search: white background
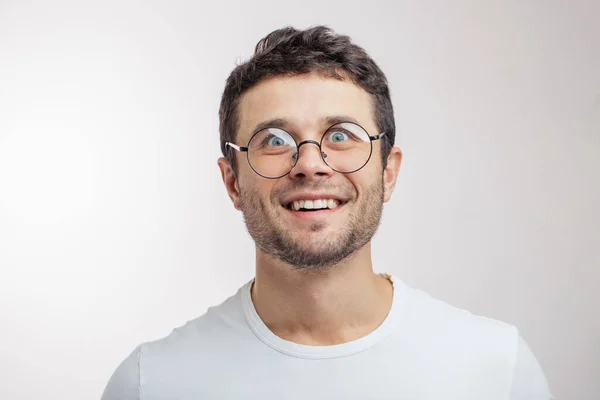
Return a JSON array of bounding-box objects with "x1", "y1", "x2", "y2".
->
[{"x1": 0, "y1": 1, "x2": 598, "y2": 399}]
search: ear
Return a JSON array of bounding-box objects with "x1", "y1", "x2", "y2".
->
[
  {"x1": 382, "y1": 147, "x2": 402, "y2": 203},
  {"x1": 217, "y1": 157, "x2": 242, "y2": 210}
]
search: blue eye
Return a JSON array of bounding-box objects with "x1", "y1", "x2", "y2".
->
[
  {"x1": 329, "y1": 131, "x2": 349, "y2": 143},
  {"x1": 267, "y1": 135, "x2": 286, "y2": 146}
]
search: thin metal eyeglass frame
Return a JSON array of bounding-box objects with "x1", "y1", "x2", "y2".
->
[{"x1": 225, "y1": 121, "x2": 387, "y2": 179}]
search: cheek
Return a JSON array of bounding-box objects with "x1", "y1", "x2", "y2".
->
[
  {"x1": 351, "y1": 167, "x2": 380, "y2": 196},
  {"x1": 239, "y1": 176, "x2": 276, "y2": 204}
]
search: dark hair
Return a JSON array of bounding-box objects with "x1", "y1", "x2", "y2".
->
[{"x1": 219, "y1": 25, "x2": 395, "y2": 174}]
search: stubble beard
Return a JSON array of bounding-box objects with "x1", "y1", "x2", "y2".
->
[{"x1": 238, "y1": 178, "x2": 384, "y2": 272}]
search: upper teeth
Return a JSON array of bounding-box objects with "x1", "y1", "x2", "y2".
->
[{"x1": 291, "y1": 199, "x2": 339, "y2": 211}]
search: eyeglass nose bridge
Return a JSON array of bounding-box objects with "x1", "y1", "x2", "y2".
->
[{"x1": 291, "y1": 140, "x2": 328, "y2": 165}]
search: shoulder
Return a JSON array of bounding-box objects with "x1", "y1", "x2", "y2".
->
[
  {"x1": 397, "y1": 279, "x2": 519, "y2": 340},
  {"x1": 140, "y1": 283, "x2": 250, "y2": 361},
  {"x1": 389, "y1": 278, "x2": 552, "y2": 398},
  {"x1": 509, "y1": 335, "x2": 554, "y2": 399},
  {"x1": 393, "y1": 278, "x2": 520, "y2": 364},
  {"x1": 100, "y1": 344, "x2": 141, "y2": 400},
  {"x1": 101, "y1": 282, "x2": 250, "y2": 398}
]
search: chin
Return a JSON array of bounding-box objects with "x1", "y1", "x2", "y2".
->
[{"x1": 294, "y1": 234, "x2": 342, "y2": 254}]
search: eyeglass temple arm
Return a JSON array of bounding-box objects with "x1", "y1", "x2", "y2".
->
[
  {"x1": 225, "y1": 142, "x2": 248, "y2": 152},
  {"x1": 369, "y1": 131, "x2": 387, "y2": 141}
]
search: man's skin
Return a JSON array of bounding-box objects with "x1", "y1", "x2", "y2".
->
[{"x1": 217, "y1": 72, "x2": 403, "y2": 347}]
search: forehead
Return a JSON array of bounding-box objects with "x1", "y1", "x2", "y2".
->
[{"x1": 237, "y1": 73, "x2": 375, "y2": 140}]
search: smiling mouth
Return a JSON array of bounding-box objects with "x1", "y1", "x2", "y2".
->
[{"x1": 284, "y1": 198, "x2": 347, "y2": 212}]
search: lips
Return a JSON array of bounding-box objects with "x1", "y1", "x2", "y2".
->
[
  {"x1": 281, "y1": 194, "x2": 349, "y2": 209},
  {"x1": 283, "y1": 201, "x2": 345, "y2": 221}
]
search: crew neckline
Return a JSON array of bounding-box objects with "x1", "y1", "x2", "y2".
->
[{"x1": 240, "y1": 273, "x2": 404, "y2": 359}]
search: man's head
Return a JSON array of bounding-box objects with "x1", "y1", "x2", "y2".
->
[
  {"x1": 217, "y1": 26, "x2": 402, "y2": 271},
  {"x1": 219, "y1": 26, "x2": 396, "y2": 174}
]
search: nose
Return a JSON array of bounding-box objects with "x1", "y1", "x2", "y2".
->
[{"x1": 289, "y1": 140, "x2": 333, "y2": 180}]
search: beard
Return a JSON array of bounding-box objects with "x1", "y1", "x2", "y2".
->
[{"x1": 238, "y1": 177, "x2": 384, "y2": 272}]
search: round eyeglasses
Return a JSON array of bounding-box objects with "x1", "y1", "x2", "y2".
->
[{"x1": 225, "y1": 121, "x2": 387, "y2": 179}]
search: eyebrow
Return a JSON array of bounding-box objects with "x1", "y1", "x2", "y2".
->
[{"x1": 250, "y1": 115, "x2": 362, "y2": 135}]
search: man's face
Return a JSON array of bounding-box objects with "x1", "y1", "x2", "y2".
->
[{"x1": 219, "y1": 73, "x2": 401, "y2": 270}]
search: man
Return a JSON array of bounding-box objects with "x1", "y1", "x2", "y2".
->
[{"x1": 101, "y1": 26, "x2": 553, "y2": 399}]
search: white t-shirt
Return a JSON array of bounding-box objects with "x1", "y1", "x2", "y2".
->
[{"x1": 101, "y1": 274, "x2": 553, "y2": 399}]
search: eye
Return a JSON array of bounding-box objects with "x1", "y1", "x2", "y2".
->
[
  {"x1": 266, "y1": 135, "x2": 287, "y2": 147},
  {"x1": 328, "y1": 131, "x2": 349, "y2": 143}
]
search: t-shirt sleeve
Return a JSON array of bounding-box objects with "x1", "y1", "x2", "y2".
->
[
  {"x1": 100, "y1": 345, "x2": 142, "y2": 400},
  {"x1": 509, "y1": 335, "x2": 554, "y2": 400}
]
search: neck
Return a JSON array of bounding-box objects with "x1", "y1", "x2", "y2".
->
[{"x1": 251, "y1": 243, "x2": 394, "y2": 346}]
